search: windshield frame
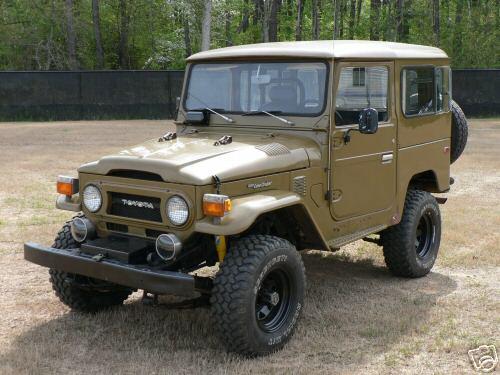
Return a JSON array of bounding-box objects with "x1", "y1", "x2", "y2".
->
[{"x1": 182, "y1": 59, "x2": 330, "y2": 118}]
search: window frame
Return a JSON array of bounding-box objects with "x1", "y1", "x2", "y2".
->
[
  {"x1": 401, "y1": 64, "x2": 451, "y2": 118},
  {"x1": 334, "y1": 63, "x2": 392, "y2": 128},
  {"x1": 182, "y1": 59, "x2": 330, "y2": 118},
  {"x1": 435, "y1": 65, "x2": 452, "y2": 114}
]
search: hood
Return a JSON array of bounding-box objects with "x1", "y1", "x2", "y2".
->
[{"x1": 78, "y1": 130, "x2": 320, "y2": 185}]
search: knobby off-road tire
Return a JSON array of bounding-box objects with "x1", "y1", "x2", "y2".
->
[
  {"x1": 49, "y1": 218, "x2": 132, "y2": 312},
  {"x1": 210, "y1": 235, "x2": 306, "y2": 356},
  {"x1": 450, "y1": 100, "x2": 468, "y2": 164},
  {"x1": 381, "y1": 190, "x2": 441, "y2": 278}
]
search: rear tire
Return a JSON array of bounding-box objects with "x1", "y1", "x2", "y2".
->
[
  {"x1": 210, "y1": 235, "x2": 305, "y2": 356},
  {"x1": 381, "y1": 190, "x2": 441, "y2": 278},
  {"x1": 450, "y1": 100, "x2": 468, "y2": 164},
  {"x1": 49, "y1": 218, "x2": 133, "y2": 312}
]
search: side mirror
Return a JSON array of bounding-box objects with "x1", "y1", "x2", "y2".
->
[
  {"x1": 358, "y1": 108, "x2": 379, "y2": 134},
  {"x1": 184, "y1": 111, "x2": 209, "y2": 125}
]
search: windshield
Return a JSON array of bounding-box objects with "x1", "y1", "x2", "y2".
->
[{"x1": 184, "y1": 61, "x2": 328, "y2": 117}]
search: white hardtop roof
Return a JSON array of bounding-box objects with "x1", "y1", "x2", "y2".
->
[{"x1": 187, "y1": 40, "x2": 448, "y2": 61}]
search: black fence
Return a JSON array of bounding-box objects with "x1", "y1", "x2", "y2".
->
[
  {"x1": 452, "y1": 69, "x2": 499, "y2": 117},
  {"x1": 0, "y1": 69, "x2": 497, "y2": 121},
  {"x1": 0, "y1": 70, "x2": 184, "y2": 121}
]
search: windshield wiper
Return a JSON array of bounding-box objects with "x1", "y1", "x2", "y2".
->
[
  {"x1": 189, "y1": 107, "x2": 234, "y2": 124},
  {"x1": 204, "y1": 107, "x2": 234, "y2": 123},
  {"x1": 187, "y1": 93, "x2": 234, "y2": 123},
  {"x1": 242, "y1": 110, "x2": 294, "y2": 126}
]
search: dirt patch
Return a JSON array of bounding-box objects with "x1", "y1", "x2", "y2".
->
[{"x1": 0, "y1": 119, "x2": 498, "y2": 374}]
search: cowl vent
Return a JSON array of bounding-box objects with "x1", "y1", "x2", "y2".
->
[{"x1": 255, "y1": 143, "x2": 291, "y2": 156}]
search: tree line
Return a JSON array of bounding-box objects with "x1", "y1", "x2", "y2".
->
[{"x1": 0, "y1": 0, "x2": 497, "y2": 70}]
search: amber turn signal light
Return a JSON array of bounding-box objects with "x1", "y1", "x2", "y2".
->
[
  {"x1": 57, "y1": 176, "x2": 79, "y2": 197},
  {"x1": 203, "y1": 194, "x2": 232, "y2": 217}
]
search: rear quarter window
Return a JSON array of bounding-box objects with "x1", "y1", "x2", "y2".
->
[{"x1": 402, "y1": 66, "x2": 451, "y2": 117}]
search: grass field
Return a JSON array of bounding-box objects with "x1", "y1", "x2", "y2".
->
[{"x1": 0, "y1": 119, "x2": 498, "y2": 374}]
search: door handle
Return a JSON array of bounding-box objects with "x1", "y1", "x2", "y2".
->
[{"x1": 381, "y1": 153, "x2": 393, "y2": 164}]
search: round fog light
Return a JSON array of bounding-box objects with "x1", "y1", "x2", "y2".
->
[
  {"x1": 156, "y1": 234, "x2": 182, "y2": 261},
  {"x1": 70, "y1": 217, "x2": 96, "y2": 243}
]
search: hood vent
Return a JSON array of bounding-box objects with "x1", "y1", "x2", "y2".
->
[
  {"x1": 256, "y1": 143, "x2": 291, "y2": 156},
  {"x1": 293, "y1": 176, "x2": 307, "y2": 196}
]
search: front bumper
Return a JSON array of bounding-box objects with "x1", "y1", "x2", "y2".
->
[{"x1": 24, "y1": 242, "x2": 204, "y2": 296}]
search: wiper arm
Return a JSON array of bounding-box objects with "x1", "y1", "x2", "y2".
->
[
  {"x1": 204, "y1": 107, "x2": 234, "y2": 123},
  {"x1": 187, "y1": 92, "x2": 234, "y2": 123},
  {"x1": 242, "y1": 110, "x2": 294, "y2": 126}
]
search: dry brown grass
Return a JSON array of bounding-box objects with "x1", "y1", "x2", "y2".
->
[{"x1": 0, "y1": 119, "x2": 498, "y2": 374}]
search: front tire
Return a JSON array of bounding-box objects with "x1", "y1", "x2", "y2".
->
[
  {"x1": 49, "y1": 218, "x2": 133, "y2": 312},
  {"x1": 381, "y1": 190, "x2": 441, "y2": 278},
  {"x1": 210, "y1": 235, "x2": 306, "y2": 356}
]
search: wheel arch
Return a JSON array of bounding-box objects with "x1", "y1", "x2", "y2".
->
[
  {"x1": 246, "y1": 204, "x2": 328, "y2": 251},
  {"x1": 194, "y1": 190, "x2": 329, "y2": 251},
  {"x1": 408, "y1": 170, "x2": 440, "y2": 192},
  {"x1": 398, "y1": 168, "x2": 449, "y2": 215}
]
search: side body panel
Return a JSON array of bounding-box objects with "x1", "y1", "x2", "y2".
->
[{"x1": 395, "y1": 58, "x2": 451, "y2": 214}]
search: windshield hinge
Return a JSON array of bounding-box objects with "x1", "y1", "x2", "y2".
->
[
  {"x1": 214, "y1": 135, "x2": 232, "y2": 146},
  {"x1": 158, "y1": 132, "x2": 177, "y2": 142}
]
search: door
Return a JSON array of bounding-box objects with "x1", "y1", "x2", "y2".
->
[{"x1": 330, "y1": 62, "x2": 397, "y2": 220}]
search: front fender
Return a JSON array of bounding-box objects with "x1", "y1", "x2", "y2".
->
[{"x1": 194, "y1": 190, "x2": 302, "y2": 236}]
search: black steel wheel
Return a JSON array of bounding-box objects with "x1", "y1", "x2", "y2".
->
[
  {"x1": 381, "y1": 190, "x2": 441, "y2": 278},
  {"x1": 415, "y1": 213, "x2": 435, "y2": 259},
  {"x1": 211, "y1": 235, "x2": 306, "y2": 356},
  {"x1": 255, "y1": 268, "x2": 293, "y2": 333}
]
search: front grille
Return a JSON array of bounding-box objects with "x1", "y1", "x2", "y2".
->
[{"x1": 109, "y1": 193, "x2": 162, "y2": 222}]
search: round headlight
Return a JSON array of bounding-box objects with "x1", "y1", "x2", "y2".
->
[
  {"x1": 82, "y1": 185, "x2": 102, "y2": 213},
  {"x1": 167, "y1": 195, "x2": 189, "y2": 226}
]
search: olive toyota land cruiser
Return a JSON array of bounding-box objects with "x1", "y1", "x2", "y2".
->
[{"x1": 25, "y1": 40, "x2": 468, "y2": 356}]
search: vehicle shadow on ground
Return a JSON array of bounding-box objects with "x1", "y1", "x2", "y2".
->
[{"x1": 1, "y1": 251, "x2": 457, "y2": 373}]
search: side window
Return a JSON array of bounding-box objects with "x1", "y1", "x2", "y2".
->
[
  {"x1": 402, "y1": 66, "x2": 451, "y2": 116},
  {"x1": 335, "y1": 66, "x2": 389, "y2": 126}
]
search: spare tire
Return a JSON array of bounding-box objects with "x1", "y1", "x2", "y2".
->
[{"x1": 450, "y1": 100, "x2": 468, "y2": 164}]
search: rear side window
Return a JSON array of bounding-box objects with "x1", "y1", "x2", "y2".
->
[{"x1": 402, "y1": 66, "x2": 451, "y2": 116}]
